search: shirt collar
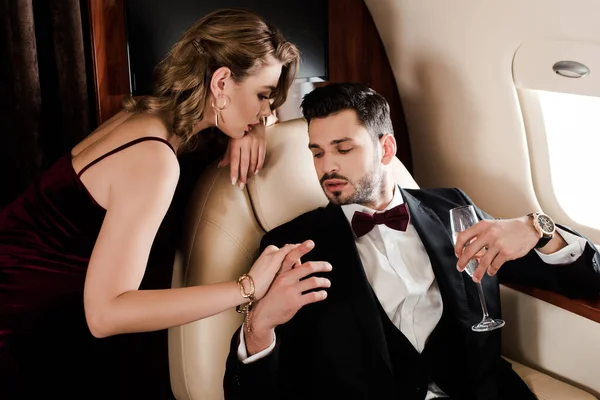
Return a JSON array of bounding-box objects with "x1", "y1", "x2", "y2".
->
[{"x1": 341, "y1": 184, "x2": 404, "y2": 226}]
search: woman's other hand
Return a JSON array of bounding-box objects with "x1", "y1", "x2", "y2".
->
[
  {"x1": 219, "y1": 113, "x2": 278, "y2": 189},
  {"x1": 219, "y1": 121, "x2": 264, "y2": 189}
]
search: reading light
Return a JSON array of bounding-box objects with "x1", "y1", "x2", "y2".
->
[{"x1": 553, "y1": 61, "x2": 590, "y2": 78}]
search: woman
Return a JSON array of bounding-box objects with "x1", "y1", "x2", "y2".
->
[{"x1": 0, "y1": 8, "x2": 309, "y2": 394}]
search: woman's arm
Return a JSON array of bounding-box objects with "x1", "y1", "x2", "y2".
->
[{"x1": 83, "y1": 142, "x2": 243, "y2": 338}]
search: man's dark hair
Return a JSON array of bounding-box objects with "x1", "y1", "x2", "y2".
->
[{"x1": 300, "y1": 83, "x2": 393, "y2": 142}]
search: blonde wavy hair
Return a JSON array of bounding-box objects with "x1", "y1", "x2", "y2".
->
[{"x1": 122, "y1": 8, "x2": 300, "y2": 152}]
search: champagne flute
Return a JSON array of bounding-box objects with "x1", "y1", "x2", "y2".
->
[{"x1": 450, "y1": 205, "x2": 505, "y2": 332}]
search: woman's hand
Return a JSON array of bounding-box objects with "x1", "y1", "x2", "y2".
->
[
  {"x1": 247, "y1": 240, "x2": 315, "y2": 301},
  {"x1": 219, "y1": 120, "x2": 271, "y2": 189}
]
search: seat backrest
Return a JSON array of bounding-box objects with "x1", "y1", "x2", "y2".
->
[{"x1": 168, "y1": 117, "x2": 419, "y2": 400}]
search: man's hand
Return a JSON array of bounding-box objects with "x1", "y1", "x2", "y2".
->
[
  {"x1": 245, "y1": 249, "x2": 332, "y2": 355},
  {"x1": 454, "y1": 217, "x2": 542, "y2": 282},
  {"x1": 219, "y1": 117, "x2": 274, "y2": 189}
]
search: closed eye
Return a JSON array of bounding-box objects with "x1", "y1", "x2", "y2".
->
[
  {"x1": 313, "y1": 152, "x2": 324, "y2": 158},
  {"x1": 338, "y1": 148, "x2": 353, "y2": 154}
]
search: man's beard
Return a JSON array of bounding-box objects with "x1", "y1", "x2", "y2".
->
[{"x1": 320, "y1": 166, "x2": 382, "y2": 206}]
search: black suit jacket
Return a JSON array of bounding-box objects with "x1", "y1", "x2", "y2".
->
[{"x1": 224, "y1": 187, "x2": 600, "y2": 400}]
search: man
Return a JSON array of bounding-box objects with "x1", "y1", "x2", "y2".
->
[{"x1": 223, "y1": 83, "x2": 600, "y2": 399}]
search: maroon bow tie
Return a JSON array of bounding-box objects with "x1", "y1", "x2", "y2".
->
[{"x1": 351, "y1": 203, "x2": 411, "y2": 238}]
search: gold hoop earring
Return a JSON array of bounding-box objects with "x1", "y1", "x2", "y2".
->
[{"x1": 211, "y1": 95, "x2": 230, "y2": 128}]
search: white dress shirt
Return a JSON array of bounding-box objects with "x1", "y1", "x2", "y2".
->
[{"x1": 238, "y1": 186, "x2": 587, "y2": 399}]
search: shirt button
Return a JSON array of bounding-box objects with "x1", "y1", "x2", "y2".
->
[{"x1": 570, "y1": 253, "x2": 576, "y2": 257}]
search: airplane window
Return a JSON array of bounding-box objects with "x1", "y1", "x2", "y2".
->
[{"x1": 537, "y1": 90, "x2": 600, "y2": 230}]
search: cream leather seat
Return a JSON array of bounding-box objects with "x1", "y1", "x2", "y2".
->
[{"x1": 168, "y1": 118, "x2": 597, "y2": 400}]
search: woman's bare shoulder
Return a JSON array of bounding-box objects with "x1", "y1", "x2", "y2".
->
[
  {"x1": 72, "y1": 111, "x2": 180, "y2": 209},
  {"x1": 114, "y1": 113, "x2": 180, "y2": 177},
  {"x1": 106, "y1": 139, "x2": 180, "y2": 210},
  {"x1": 73, "y1": 111, "x2": 176, "y2": 169}
]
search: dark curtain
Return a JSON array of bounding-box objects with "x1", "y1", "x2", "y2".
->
[
  {"x1": 1, "y1": 1, "x2": 178, "y2": 398},
  {"x1": 0, "y1": 0, "x2": 94, "y2": 207}
]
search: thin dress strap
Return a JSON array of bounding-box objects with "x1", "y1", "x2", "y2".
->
[{"x1": 77, "y1": 137, "x2": 176, "y2": 178}]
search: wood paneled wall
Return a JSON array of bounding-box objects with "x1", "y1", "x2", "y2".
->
[
  {"x1": 328, "y1": 0, "x2": 412, "y2": 172},
  {"x1": 87, "y1": 0, "x2": 130, "y2": 124},
  {"x1": 86, "y1": 0, "x2": 413, "y2": 172}
]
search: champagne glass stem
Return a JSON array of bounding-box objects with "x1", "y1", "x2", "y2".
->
[{"x1": 476, "y1": 282, "x2": 490, "y2": 319}]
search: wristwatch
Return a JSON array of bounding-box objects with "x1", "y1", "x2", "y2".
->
[{"x1": 528, "y1": 212, "x2": 556, "y2": 249}]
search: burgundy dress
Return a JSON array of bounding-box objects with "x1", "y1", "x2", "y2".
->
[{"x1": 0, "y1": 137, "x2": 175, "y2": 394}]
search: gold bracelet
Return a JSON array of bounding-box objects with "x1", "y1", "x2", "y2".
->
[
  {"x1": 236, "y1": 299, "x2": 255, "y2": 333},
  {"x1": 245, "y1": 307, "x2": 254, "y2": 334},
  {"x1": 236, "y1": 274, "x2": 255, "y2": 333},
  {"x1": 236, "y1": 301, "x2": 254, "y2": 334},
  {"x1": 237, "y1": 274, "x2": 256, "y2": 301}
]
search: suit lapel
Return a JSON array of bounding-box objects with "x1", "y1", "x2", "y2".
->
[
  {"x1": 323, "y1": 203, "x2": 394, "y2": 375},
  {"x1": 400, "y1": 188, "x2": 473, "y2": 329}
]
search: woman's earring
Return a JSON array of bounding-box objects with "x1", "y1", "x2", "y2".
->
[{"x1": 211, "y1": 95, "x2": 230, "y2": 128}]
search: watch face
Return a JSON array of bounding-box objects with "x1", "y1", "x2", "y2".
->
[{"x1": 538, "y1": 214, "x2": 555, "y2": 233}]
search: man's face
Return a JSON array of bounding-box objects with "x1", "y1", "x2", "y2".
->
[{"x1": 308, "y1": 110, "x2": 382, "y2": 206}]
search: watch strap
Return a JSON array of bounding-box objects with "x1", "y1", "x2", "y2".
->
[{"x1": 535, "y1": 236, "x2": 552, "y2": 249}]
